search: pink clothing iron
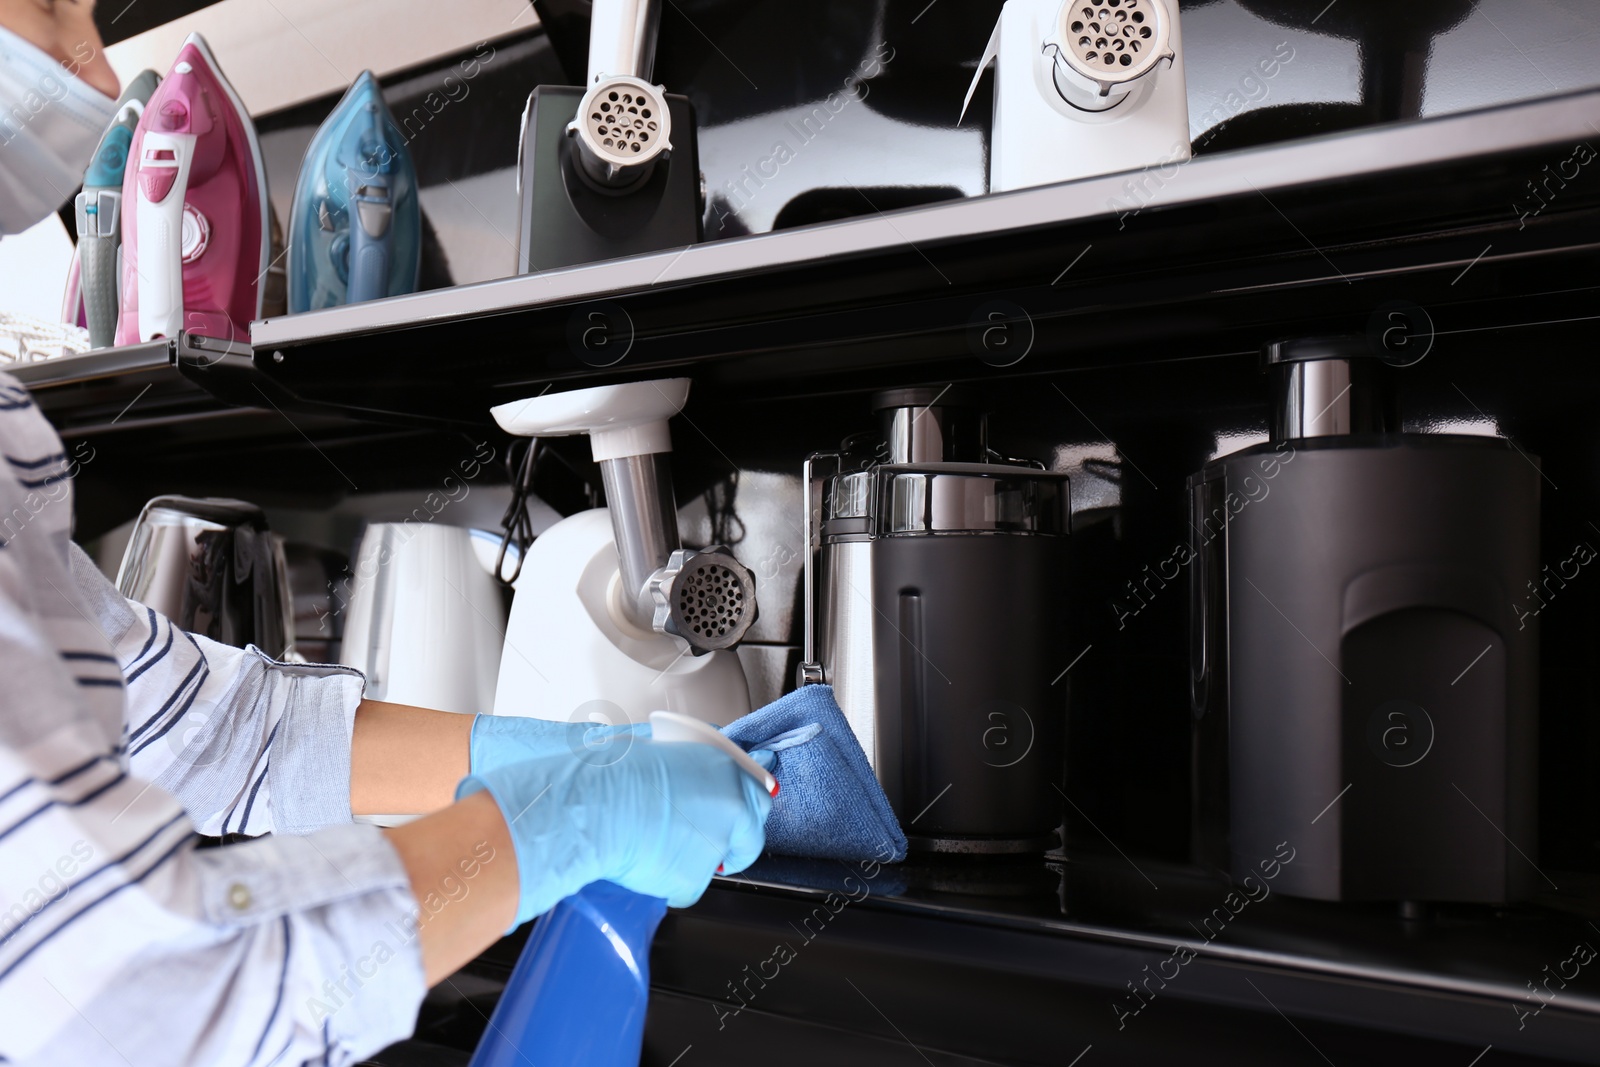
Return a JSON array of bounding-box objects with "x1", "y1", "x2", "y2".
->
[{"x1": 116, "y1": 33, "x2": 267, "y2": 346}]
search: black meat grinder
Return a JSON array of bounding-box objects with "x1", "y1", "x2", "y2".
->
[{"x1": 515, "y1": 0, "x2": 700, "y2": 272}]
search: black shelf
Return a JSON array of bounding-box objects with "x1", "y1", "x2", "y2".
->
[
  {"x1": 5, "y1": 333, "x2": 305, "y2": 438},
  {"x1": 23, "y1": 90, "x2": 1600, "y2": 437},
  {"x1": 8, "y1": 339, "x2": 208, "y2": 438},
  {"x1": 450, "y1": 853, "x2": 1600, "y2": 1066},
  {"x1": 8, "y1": 337, "x2": 477, "y2": 539},
  {"x1": 246, "y1": 88, "x2": 1600, "y2": 428}
]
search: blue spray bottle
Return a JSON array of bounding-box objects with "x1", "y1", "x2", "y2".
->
[{"x1": 469, "y1": 712, "x2": 776, "y2": 1067}]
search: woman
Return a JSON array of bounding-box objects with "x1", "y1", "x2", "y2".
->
[{"x1": 0, "y1": 6, "x2": 770, "y2": 1062}]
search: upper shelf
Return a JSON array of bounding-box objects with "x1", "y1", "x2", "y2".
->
[
  {"x1": 11, "y1": 333, "x2": 317, "y2": 441},
  {"x1": 248, "y1": 87, "x2": 1600, "y2": 426},
  {"x1": 27, "y1": 89, "x2": 1599, "y2": 435},
  {"x1": 7, "y1": 339, "x2": 215, "y2": 438}
]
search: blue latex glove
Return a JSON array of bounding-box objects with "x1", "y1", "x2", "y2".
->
[
  {"x1": 458, "y1": 738, "x2": 773, "y2": 927},
  {"x1": 469, "y1": 713, "x2": 650, "y2": 775}
]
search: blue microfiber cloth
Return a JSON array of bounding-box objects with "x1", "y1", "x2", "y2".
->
[{"x1": 721, "y1": 684, "x2": 907, "y2": 864}]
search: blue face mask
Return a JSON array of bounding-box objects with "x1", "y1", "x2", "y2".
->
[{"x1": 0, "y1": 24, "x2": 117, "y2": 236}]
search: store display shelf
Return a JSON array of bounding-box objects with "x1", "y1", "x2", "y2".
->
[
  {"x1": 7, "y1": 339, "x2": 175, "y2": 388},
  {"x1": 6, "y1": 333, "x2": 345, "y2": 441},
  {"x1": 246, "y1": 88, "x2": 1600, "y2": 428},
  {"x1": 455, "y1": 853, "x2": 1600, "y2": 1065},
  {"x1": 7, "y1": 339, "x2": 216, "y2": 438}
]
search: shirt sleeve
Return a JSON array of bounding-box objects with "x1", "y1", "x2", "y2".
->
[
  {"x1": 0, "y1": 610, "x2": 428, "y2": 1067},
  {"x1": 67, "y1": 544, "x2": 366, "y2": 837}
]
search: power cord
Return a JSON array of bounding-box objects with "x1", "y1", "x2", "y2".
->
[{"x1": 496, "y1": 437, "x2": 541, "y2": 586}]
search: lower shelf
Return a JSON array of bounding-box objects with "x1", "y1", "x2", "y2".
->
[{"x1": 427, "y1": 851, "x2": 1600, "y2": 1065}]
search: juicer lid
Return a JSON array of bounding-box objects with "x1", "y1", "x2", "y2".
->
[
  {"x1": 1262, "y1": 334, "x2": 1381, "y2": 366},
  {"x1": 874, "y1": 463, "x2": 1071, "y2": 536},
  {"x1": 870, "y1": 384, "x2": 980, "y2": 411}
]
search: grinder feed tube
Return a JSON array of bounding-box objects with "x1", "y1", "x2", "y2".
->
[
  {"x1": 600, "y1": 451, "x2": 680, "y2": 626},
  {"x1": 569, "y1": 0, "x2": 672, "y2": 188},
  {"x1": 596, "y1": 451, "x2": 756, "y2": 655}
]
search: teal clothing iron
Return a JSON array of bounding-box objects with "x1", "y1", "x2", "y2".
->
[
  {"x1": 288, "y1": 71, "x2": 420, "y2": 311},
  {"x1": 64, "y1": 69, "x2": 160, "y2": 347}
]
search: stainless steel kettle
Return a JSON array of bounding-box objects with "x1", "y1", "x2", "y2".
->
[{"x1": 116, "y1": 496, "x2": 295, "y2": 659}]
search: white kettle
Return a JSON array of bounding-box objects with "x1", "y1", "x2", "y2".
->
[{"x1": 338, "y1": 523, "x2": 509, "y2": 716}]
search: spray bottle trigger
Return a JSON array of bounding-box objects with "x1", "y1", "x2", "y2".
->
[
  {"x1": 647, "y1": 710, "x2": 778, "y2": 874},
  {"x1": 647, "y1": 710, "x2": 778, "y2": 795}
]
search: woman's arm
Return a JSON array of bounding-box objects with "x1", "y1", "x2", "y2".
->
[
  {"x1": 69, "y1": 544, "x2": 473, "y2": 829},
  {"x1": 382, "y1": 788, "x2": 517, "y2": 984},
  {"x1": 350, "y1": 700, "x2": 473, "y2": 818}
]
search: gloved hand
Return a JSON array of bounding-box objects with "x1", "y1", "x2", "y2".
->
[
  {"x1": 469, "y1": 713, "x2": 650, "y2": 776},
  {"x1": 458, "y1": 738, "x2": 772, "y2": 928}
]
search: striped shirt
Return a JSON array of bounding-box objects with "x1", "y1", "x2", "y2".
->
[{"x1": 0, "y1": 372, "x2": 426, "y2": 1065}]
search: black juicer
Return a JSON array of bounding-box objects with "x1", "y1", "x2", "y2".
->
[
  {"x1": 1190, "y1": 337, "x2": 1541, "y2": 902},
  {"x1": 803, "y1": 389, "x2": 1072, "y2": 855},
  {"x1": 515, "y1": 0, "x2": 700, "y2": 272}
]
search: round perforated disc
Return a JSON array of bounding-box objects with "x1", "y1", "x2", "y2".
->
[
  {"x1": 574, "y1": 75, "x2": 671, "y2": 185},
  {"x1": 1054, "y1": 0, "x2": 1169, "y2": 88},
  {"x1": 674, "y1": 556, "x2": 750, "y2": 646},
  {"x1": 651, "y1": 548, "x2": 757, "y2": 653}
]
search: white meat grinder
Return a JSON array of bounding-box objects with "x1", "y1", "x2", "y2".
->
[
  {"x1": 488, "y1": 378, "x2": 757, "y2": 726},
  {"x1": 966, "y1": 0, "x2": 1191, "y2": 193}
]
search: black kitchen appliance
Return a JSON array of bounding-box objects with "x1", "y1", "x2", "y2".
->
[
  {"x1": 1190, "y1": 336, "x2": 1541, "y2": 902},
  {"x1": 515, "y1": 0, "x2": 700, "y2": 274},
  {"x1": 799, "y1": 387, "x2": 991, "y2": 766},
  {"x1": 802, "y1": 388, "x2": 1072, "y2": 855}
]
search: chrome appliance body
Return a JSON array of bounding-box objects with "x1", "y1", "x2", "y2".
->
[
  {"x1": 116, "y1": 496, "x2": 293, "y2": 658},
  {"x1": 802, "y1": 390, "x2": 1070, "y2": 853},
  {"x1": 805, "y1": 464, "x2": 877, "y2": 761},
  {"x1": 800, "y1": 388, "x2": 990, "y2": 764}
]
